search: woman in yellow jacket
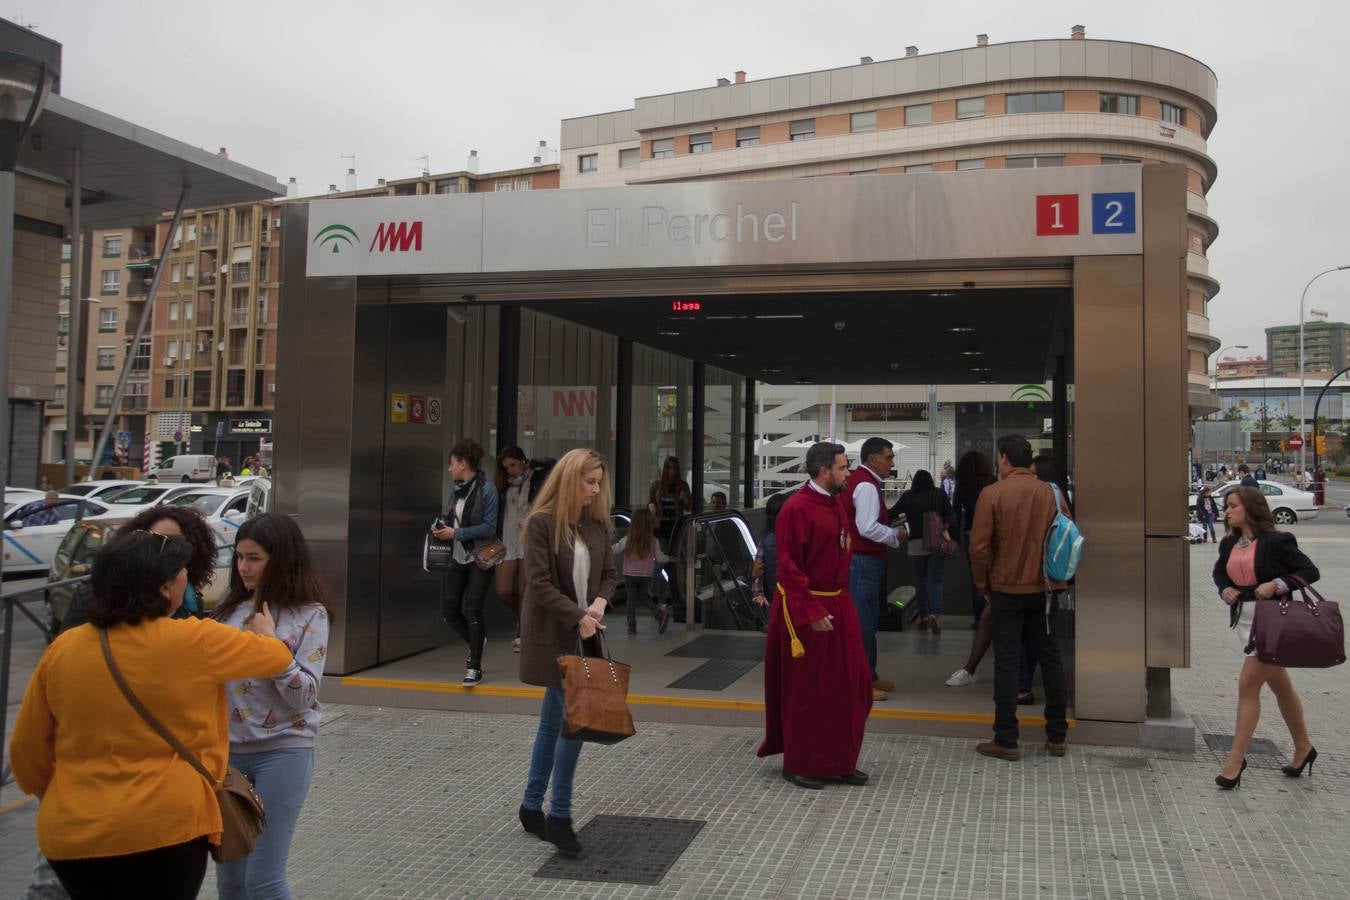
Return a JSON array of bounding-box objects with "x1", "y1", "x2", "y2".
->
[{"x1": 10, "y1": 529, "x2": 293, "y2": 899}]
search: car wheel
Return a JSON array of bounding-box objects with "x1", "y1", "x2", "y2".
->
[
  {"x1": 1273, "y1": 508, "x2": 1297, "y2": 525},
  {"x1": 182, "y1": 475, "x2": 192, "y2": 483},
  {"x1": 1188, "y1": 510, "x2": 1197, "y2": 524}
]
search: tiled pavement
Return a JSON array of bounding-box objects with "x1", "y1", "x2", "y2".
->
[{"x1": 4, "y1": 534, "x2": 1350, "y2": 898}]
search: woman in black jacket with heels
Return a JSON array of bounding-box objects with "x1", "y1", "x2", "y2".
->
[{"x1": 1211, "y1": 486, "x2": 1320, "y2": 789}]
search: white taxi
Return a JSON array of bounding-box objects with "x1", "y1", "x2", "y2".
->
[
  {"x1": 3, "y1": 496, "x2": 118, "y2": 576},
  {"x1": 166, "y1": 487, "x2": 251, "y2": 542},
  {"x1": 1188, "y1": 479, "x2": 1319, "y2": 526}
]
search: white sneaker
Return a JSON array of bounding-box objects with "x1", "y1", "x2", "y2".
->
[
  {"x1": 946, "y1": 668, "x2": 978, "y2": 687},
  {"x1": 511, "y1": 637, "x2": 521, "y2": 653}
]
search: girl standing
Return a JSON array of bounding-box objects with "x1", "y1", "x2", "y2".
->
[
  {"x1": 612, "y1": 505, "x2": 671, "y2": 635},
  {"x1": 214, "y1": 513, "x2": 333, "y2": 899}
]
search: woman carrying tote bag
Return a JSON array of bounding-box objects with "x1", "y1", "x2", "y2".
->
[
  {"x1": 1211, "y1": 485, "x2": 1321, "y2": 790},
  {"x1": 516, "y1": 448, "x2": 617, "y2": 858}
]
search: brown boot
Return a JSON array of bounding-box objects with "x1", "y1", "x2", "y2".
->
[
  {"x1": 929, "y1": 616, "x2": 942, "y2": 635},
  {"x1": 872, "y1": 688, "x2": 889, "y2": 701},
  {"x1": 975, "y1": 740, "x2": 1022, "y2": 761},
  {"x1": 1046, "y1": 741, "x2": 1067, "y2": 757},
  {"x1": 873, "y1": 677, "x2": 895, "y2": 692},
  {"x1": 917, "y1": 616, "x2": 929, "y2": 631}
]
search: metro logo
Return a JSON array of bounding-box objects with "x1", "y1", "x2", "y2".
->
[
  {"x1": 552, "y1": 390, "x2": 596, "y2": 417},
  {"x1": 368, "y1": 221, "x2": 424, "y2": 252}
]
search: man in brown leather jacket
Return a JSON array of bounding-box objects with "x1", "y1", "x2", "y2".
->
[{"x1": 967, "y1": 434, "x2": 1069, "y2": 761}]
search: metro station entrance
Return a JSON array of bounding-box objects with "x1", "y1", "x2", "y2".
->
[{"x1": 277, "y1": 164, "x2": 1191, "y2": 741}]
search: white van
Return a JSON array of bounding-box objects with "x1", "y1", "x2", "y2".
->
[{"x1": 150, "y1": 454, "x2": 217, "y2": 483}]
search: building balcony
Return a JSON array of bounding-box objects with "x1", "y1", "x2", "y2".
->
[
  {"x1": 227, "y1": 351, "x2": 247, "y2": 367},
  {"x1": 200, "y1": 228, "x2": 216, "y2": 247},
  {"x1": 59, "y1": 284, "x2": 71, "y2": 298},
  {"x1": 121, "y1": 395, "x2": 149, "y2": 412},
  {"x1": 126, "y1": 278, "x2": 153, "y2": 298},
  {"x1": 228, "y1": 309, "x2": 249, "y2": 328},
  {"x1": 198, "y1": 272, "x2": 217, "y2": 286},
  {"x1": 230, "y1": 264, "x2": 251, "y2": 284},
  {"x1": 126, "y1": 245, "x2": 157, "y2": 269}
]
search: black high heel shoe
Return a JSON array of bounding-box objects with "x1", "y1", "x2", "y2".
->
[
  {"x1": 1215, "y1": 758, "x2": 1247, "y2": 790},
  {"x1": 1282, "y1": 747, "x2": 1318, "y2": 778}
]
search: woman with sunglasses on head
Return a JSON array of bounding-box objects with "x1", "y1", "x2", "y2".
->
[
  {"x1": 213, "y1": 513, "x2": 333, "y2": 899},
  {"x1": 1212, "y1": 485, "x2": 1321, "y2": 790},
  {"x1": 10, "y1": 530, "x2": 292, "y2": 899}
]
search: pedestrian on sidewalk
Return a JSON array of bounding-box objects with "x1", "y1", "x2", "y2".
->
[
  {"x1": 1195, "y1": 486, "x2": 1220, "y2": 544},
  {"x1": 613, "y1": 504, "x2": 672, "y2": 635},
  {"x1": 751, "y1": 492, "x2": 790, "y2": 609},
  {"x1": 10, "y1": 530, "x2": 292, "y2": 899},
  {"x1": 946, "y1": 450, "x2": 996, "y2": 687},
  {"x1": 968, "y1": 434, "x2": 1070, "y2": 761},
  {"x1": 1211, "y1": 486, "x2": 1320, "y2": 789},
  {"x1": 1017, "y1": 455, "x2": 1073, "y2": 706},
  {"x1": 757, "y1": 442, "x2": 873, "y2": 790},
  {"x1": 843, "y1": 437, "x2": 906, "y2": 701},
  {"x1": 494, "y1": 447, "x2": 556, "y2": 653},
  {"x1": 431, "y1": 439, "x2": 500, "y2": 687},
  {"x1": 214, "y1": 513, "x2": 332, "y2": 899},
  {"x1": 890, "y1": 469, "x2": 954, "y2": 634},
  {"x1": 518, "y1": 449, "x2": 617, "y2": 857},
  {"x1": 1238, "y1": 464, "x2": 1258, "y2": 488}
]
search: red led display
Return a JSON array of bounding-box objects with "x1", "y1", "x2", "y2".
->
[{"x1": 671, "y1": 300, "x2": 701, "y2": 312}]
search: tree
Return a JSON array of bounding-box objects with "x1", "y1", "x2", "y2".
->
[
  {"x1": 1278, "y1": 413, "x2": 1300, "y2": 433},
  {"x1": 1222, "y1": 406, "x2": 1245, "y2": 422},
  {"x1": 1257, "y1": 405, "x2": 1274, "y2": 436}
]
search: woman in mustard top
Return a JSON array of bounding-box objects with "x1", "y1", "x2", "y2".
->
[{"x1": 10, "y1": 529, "x2": 293, "y2": 899}]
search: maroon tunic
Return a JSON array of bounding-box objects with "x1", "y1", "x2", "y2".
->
[{"x1": 757, "y1": 483, "x2": 873, "y2": 778}]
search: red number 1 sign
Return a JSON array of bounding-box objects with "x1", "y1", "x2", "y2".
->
[{"x1": 1036, "y1": 194, "x2": 1079, "y2": 236}]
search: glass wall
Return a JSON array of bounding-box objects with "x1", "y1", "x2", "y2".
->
[
  {"x1": 518, "y1": 309, "x2": 617, "y2": 464},
  {"x1": 704, "y1": 365, "x2": 745, "y2": 509},
  {"x1": 629, "y1": 343, "x2": 691, "y2": 507}
]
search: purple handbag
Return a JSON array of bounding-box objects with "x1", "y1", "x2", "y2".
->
[{"x1": 1245, "y1": 576, "x2": 1346, "y2": 668}]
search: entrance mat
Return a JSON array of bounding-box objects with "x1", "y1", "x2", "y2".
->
[
  {"x1": 534, "y1": 815, "x2": 706, "y2": 885},
  {"x1": 1202, "y1": 733, "x2": 1280, "y2": 756},
  {"x1": 665, "y1": 634, "x2": 764, "y2": 661},
  {"x1": 666, "y1": 658, "x2": 759, "y2": 691}
]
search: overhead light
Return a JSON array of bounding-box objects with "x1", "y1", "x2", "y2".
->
[
  {"x1": 978, "y1": 376, "x2": 996, "y2": 384},
  {"x1": 970, "y1": 366, "x2": 991, "y2": 373},
  {"x1": 960, "y1": 348, "x2": 984, "y2": 357},
  {"x1": 754, "y1": 314, "x2": 806, "y2": 320},
  {"x1": 795, "y1": 375, "x2": 813, "y2": 384},
  {"x1": 658, "y1": 329, "x2": 682, "y2": 337},
  {"x1": 718, "y1": 351, "x2": 738, "y2": 359},
  {"x1": 947, "y1": 323, "x2": 975, "y2": 333},
  {"x1": 705, "y1": 315, "x2": 749, "y2": 321},
  {"x1": 761, "y1": 366, "x2": 782, "y2": 375}
]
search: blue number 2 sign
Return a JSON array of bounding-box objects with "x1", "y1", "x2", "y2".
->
[{"x1": 1091, "y1": 192, "x2": 1136, "y2": 235}]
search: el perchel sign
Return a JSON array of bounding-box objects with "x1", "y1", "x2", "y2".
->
[{"x1": 305, "y1": 166, "x2": 1142, "y2": 279}]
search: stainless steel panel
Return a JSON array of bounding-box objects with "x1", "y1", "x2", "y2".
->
[
  {"x1": 275, "y1": 204, "x2": 308, "y2": 511},
  {"x1": 344, "y1": 301, "x2": 387, "y2": 673},
  {"x1": 690, "y1": 91, "x2": 710, "y2": 124},
  {"x1": 597, "y1": 115, "x2": 614, "y2": 145},
  {"x1": 1145, "y1": 536, "x2": 1189, "y2": 667},
  {"x1": 1073, "y1": 254, "x2": 1147, "y2": 723},
  {"x1": 709, "y1": 88, "x2": 730, "y2": 121},
  {"x1": 1034, "y1": 41, "x2": 1061, "y2": 77}
]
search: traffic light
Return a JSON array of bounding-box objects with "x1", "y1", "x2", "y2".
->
[{"x1": 1317, "y1": 435, "x2": 1326, "y2": 455}]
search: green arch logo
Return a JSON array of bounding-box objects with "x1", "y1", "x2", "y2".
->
[
  {"x1": 1011, "y1": 384, "x2": 1051, "y2": 404},
  {"x1": 313, "y1": 223, "x2": 359, "y2": 254}
]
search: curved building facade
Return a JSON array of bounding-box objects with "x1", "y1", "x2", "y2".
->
[{"x1": 560, "y1": 27, "x2": 1221, "y2": 413}]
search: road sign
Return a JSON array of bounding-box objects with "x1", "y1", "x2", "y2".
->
[
  {"x1": 216, "y1": 421, "x2": 226, "y2": 438},
  {"x1": 173, "y1": 429, "x2": 184, "y2": 443},
  {"x1": 1288, "y1": 435, "x2": 1304, "y2": 450}
]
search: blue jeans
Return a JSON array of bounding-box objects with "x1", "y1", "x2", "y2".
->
[
  {"x1": 216, "y1": 746, "x2": 315, "y2": 900},
  {"x1": 912, "y1": 554, "x2": 946, "y2": 618},
  {"x1": 523, "y1": 687, "x2": 584, "y2": 820},
  {"x1": 849, "y1": 553, "x2": 885, "y2": 681}
]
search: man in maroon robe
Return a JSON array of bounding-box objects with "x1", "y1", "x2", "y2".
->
[{"x1": 758, "y1": 441, "x2": 874, "y2": 789}]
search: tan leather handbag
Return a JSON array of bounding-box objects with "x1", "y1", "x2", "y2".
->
[
  {"x1": 99, "y1": 629, "x2": 266, "y2": 863},
  {"x1": 556, "y1": 633, "x2": 636, "y2": 744}
]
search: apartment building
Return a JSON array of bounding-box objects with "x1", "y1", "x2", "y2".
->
[
  {"x1": 1216, "y1": 356, "x2": 1268, "y2": 380},
  {"x1": 558, "y1": 26, "x2": 1221, "y2": 415},
  {"x1": 1266, "y1": 321, "x2": 1350, "y2": 379}
]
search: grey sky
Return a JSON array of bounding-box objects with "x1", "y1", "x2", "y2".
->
[{"x1": 33, "y1": 0, "x2": 1350, "y2": 362}]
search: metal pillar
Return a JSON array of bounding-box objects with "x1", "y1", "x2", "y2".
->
[
  {"x1": 0, "y1": 169, "x2": 13, "y2": 584},
  {"x1": 692, "y1": 362, "x2": 705, "y2": 512},
  {"x1": 743, "y1": 377, "x2": 755, "y2": 509},
  {"x1": 1052, "y1": 354, "x2": 1068, "y2": 481},
  {"x1": 495, "y1": 305, "x2": 519, "y2": 454},
  {"x1": 64, "y1": 148, "x2": 81, "y2": 488},
  {"x1": 615, "y1": 339, "x2": 632, "y2": 507},
  {"x1": 88, "y1": 189, "x2": 187, "y2": 474}
]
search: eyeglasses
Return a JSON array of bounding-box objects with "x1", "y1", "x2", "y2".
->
[{"x1": 136, "y1": 530, "x2": 170, "y2": 555}]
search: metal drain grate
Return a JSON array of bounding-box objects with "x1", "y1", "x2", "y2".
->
[
  {"x1": 667, "y1": 658, "x2": 759, "y2": 691},
  {"x1": 534, "y1": 815, "x2": 706, "y2": 885},
  {"x1": 665, "y1": 634, "x2": 764, "y2": 661},
  {"x1": 1202, "y1": 733, "x2": 1280, "y2": 755}
]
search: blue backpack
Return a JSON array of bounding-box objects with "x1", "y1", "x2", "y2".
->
[{"x1": 1043, "y1": 483, "x2": 1083, "y2": 582}]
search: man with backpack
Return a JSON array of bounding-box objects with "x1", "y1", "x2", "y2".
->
[{"x1": 967, "y1": 434, "x2": 1071, "y2": 761}]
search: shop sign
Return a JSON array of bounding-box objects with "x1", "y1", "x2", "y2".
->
[{"x1": 231, "y1": 419, "x2": 272, "y2": 435}]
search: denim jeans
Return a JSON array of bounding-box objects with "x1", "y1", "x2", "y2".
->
[
  {"x1": 1018, "y1": 592, "x2": 1062, "y2": 694},
  {"x1": 623, "y1": 575, "x2": 665, "y2": 629},
  {"x1": 990, "y1": 592, "x2": 1068, "y2": 748},
  {"x1": 216, "y1": 747, "x2": 315, "y2": 900},
  {"x1": 523, "y1": 687, "x2": 584, "y2": 820},
  {"x1": 912, "y1": 553, "x2": 947, "y2": 618},
  {"x1": 848, "y1": 553, "x2": 885, "y2": 681},
  {"x1": 442, "y1": 561, "x2": 489, "y2": 668}
]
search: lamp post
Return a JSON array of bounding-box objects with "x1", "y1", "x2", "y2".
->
[
  {"x1": 1299, "y1": 266, "x2": 1350, "y2": 473},
  {"x1": 1210, "y1": 344, "x2": 1247, "y2": 465},
  {"x1": 0, "y1": 52, "x2": 57, "y2": 559}
]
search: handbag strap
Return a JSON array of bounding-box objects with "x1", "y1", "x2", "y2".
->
[
  {"x1": 98, "y1": 628, "x2": 220, "y2": 789},
  {"x1": 1286, "y1": 574, "x2": 1327, "y2": 604}
]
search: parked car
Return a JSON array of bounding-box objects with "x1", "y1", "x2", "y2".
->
[
  {"x1": 166, "y1": 487, "x2": 251, "y2": 542},
  {"x1": 3, "y1": 487, "x2": 45, "y2": 515},
  {"x1": 148, "y1": 454, "x2": 217, "y2": 483},
  {"x1": 1187, "y1": 479, "x2": 1318, "y2": 526},
  {"x1": 45, "y1": 518, "x2": 235, "y2": 633},
  {"x1": 3, "y1": 497, "x2": 116, "y2": 576},
  {"x1": 97, "y1": 483, "x2": 202, "y2": 517},
  {"x1": 61, "y1": 480, "x2": 138, "y2": 500}
]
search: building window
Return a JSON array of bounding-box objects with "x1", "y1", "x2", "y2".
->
[
  {"x1": 651, "y1": 138, "x2": 674, "y2": 159},
  {"x1": 735, "y1": 126, "x2": 760, "y2": 148},
  {"x1": 1007, "y1": 92, "x2": 1064, "y2": 114},
  {"x1": 1099, "y1": 155, "x2": 1141, "y2": 165},
  {"x1": 192, "y1": 372, "x2": 212, "y2": 406},
  {"x1": 167, "y1": 339, "x2": 179, "y2": 361},
  {"x1": 789, "y1": 118, "x2": 815, "y2": 141},
  {"x1": 58, "y1": 314, "x2": 69, "y2": 335},
  {"x1": 1006, "y1": 155, "x2": 1065, "y2": 169},
  {"x1": 515, "y1": 179, "x2": 531, "y2": 191},
  {"x1": 164, "y1": 378, "x2": 175, "y2": 399},
  {"x1": 850, "y1": 111, "x2": 876, "y2": 133},
  {"x1": 61, "y1": 242, "x2": 71, "y2": 261},
  {"x1": 101, "y1": 270, "x2": 120, "y2": 294},
  {"x1": 905, "y1": 104, "x2": 932, "y2": 126},
  {"x1": 434, "y1": 179, "x2": 460, "y2": 194},
  {"x1": 494, "y1": 182, "x2": 512, "y2": 192},
  {"x1": 55, "y1": 348, "x2": 66, "y2": 371},
  {"x1": 170, "y1": 262, "x2": 181, "y2": 283},
  {"x1": 95, "y1": 384, "x2": 114, "y2": 408},
  {"x1": 96, "y1": 347, "x2": 116, "y2": 370},
  {"x1": 905, "y1": 163, "x2": 933, "y2": 173},
  {"x1": 185, "y1": 260, "x2": 195, "y2": 281},
  {"x1": 169, "y1": 301, "x2": 179, "y2": 322},
  {"x1": 186, "y1": 223, "x2": 197, "y2": 243},
  {"x1": 578, "y1": 153, "x2": 598, "y2": 173},
  {"x1": 689, "y1": 132, "x2": 712, "y2": 154},
  {"x1": 102, "y1": 235, "x2": 122, "y2": 258},
  {"x1": 226, "y1": 369, "x2": 246, "y2": 407},
  {"x1": 956, "y1": 158, "x2": 986, "y2": 170},
  {"x1": 53, "y1": 384, "x2": 65, "y2": 405},
  {"x1": 1161, "y1": 101, "x2": 1186, "y2": 126},
  {"x1": 619, "y1": 147, "x2": 640, "y2": 168},
  {"x1": 99, "y1": 308, "x2": 118, "y2": 331},
  {"x1": 956, "y1": 97, "x2": 985, "y2": 119},
  {"x1": 1100, "y1": 93, "x2": 1138, "y2": 115}
]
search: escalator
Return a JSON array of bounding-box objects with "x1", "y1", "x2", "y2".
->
[{"x1": 666, "y1": 511, "x2": 765, "y2": 631}]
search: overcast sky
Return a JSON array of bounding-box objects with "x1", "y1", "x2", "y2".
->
[{"x1": 32, "y1": 0, "x2": 1350, "y2": 360}]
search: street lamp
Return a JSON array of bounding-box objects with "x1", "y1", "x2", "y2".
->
[{"x1": 1299, "y1": 266, "x2": 1350, "y2": 473}]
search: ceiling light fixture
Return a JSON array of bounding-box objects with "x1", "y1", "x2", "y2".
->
[
  {"x1": 658, "y1": 330, "x2": 682, "y2": 337},
  {"x1": 754, "y1": 314, "x2": 806, "y2": 320},
  {"x1": 960, "y1": 348, "x2": 984, "y2": 357},
  {"x1": 947, "y1": 323, "x2": 975, "y2": 333}
]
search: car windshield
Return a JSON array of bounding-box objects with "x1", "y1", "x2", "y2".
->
[
  {"x1": 170, "y1": 493, "x2": 227, "y2": 516},
  {"x1": 108, "y1": 487, "x2": 168, "y2": 505},
  {"x1": 62, "y1": 484, "x2": 97, "y2": 496}
]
